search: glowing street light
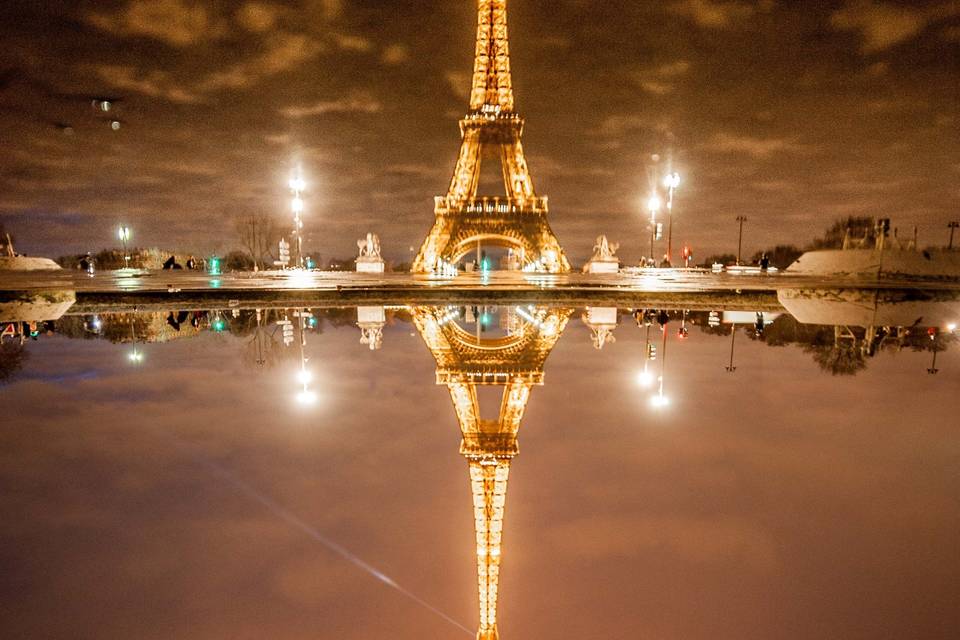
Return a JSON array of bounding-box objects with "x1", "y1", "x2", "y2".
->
[
  {"x1": 289, "y1": 166, "x2": 306, "y2": 269},
  {"x1": 663, "y1": 172, "x2": 681, "y2": 265},
  {"x1": 647, "y1": 195, "x2": 662, "y2": 264},
  {"x1": 117, "y1": 225, "x2": 131, "y2": 268}
]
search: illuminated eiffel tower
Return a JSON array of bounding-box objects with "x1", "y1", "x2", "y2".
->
[
  {"x1": 412, "y1": 0, "x2": 570, "y2": 274},
  {"x1": 411, "y1": 306, "x2": 571, "y2": 640}
]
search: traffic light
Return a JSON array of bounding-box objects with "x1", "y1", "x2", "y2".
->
[
  {"x1": 655, "y1": 223, "x2": 664, "y2": 241},
  {"x1": 211, "y1": 315, "x2": 226, "y2": 332},
  {"x1": 208, "y1": 256, "x2": 221, "y2": 275},
  {"x1": 647, "y1": 344, "x2": 657, "y2": 360}
]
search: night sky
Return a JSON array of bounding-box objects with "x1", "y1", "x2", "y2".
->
[{"x1": 1, "y1": 0, "x2": 959, "y2": 262}]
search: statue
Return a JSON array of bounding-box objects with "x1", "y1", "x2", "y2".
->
[
  {"x1": 357, "y1": 233, "x2": 382, "y2": 259},
  {"x1": 584, "y1": 234, "x2": 621, "y2": 273},
  {"x1": 356, "y1": 232, "x2": 385, "y2": 272},
  {"x1": 592, "y1": 235, "x2": 619, "y2": 261}
]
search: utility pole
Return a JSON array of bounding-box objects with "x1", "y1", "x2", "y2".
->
[
  {"x1": 736, "y1": 216, "x2": 747, "y2": 265},
  {"x1": 949, "y1": 221, "x2": 959, "y2": 250}
]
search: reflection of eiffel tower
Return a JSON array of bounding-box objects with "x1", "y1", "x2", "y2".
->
[
  {"x1": 411, "y1": 0, "x2": 570, "y2": 274},
  {"x1": 411, "y1": 306, "x2": 571, "y2": 640}
]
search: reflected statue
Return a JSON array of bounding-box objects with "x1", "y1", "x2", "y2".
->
[
  {"x1": 357, "y1": 306, "x2": 386, "y2": 351},
  {"x1": 411, "y1": 305, "x2": 572, "y2": 640},
  {"x1": 581, "y1": 307, "x2": 618, "y2": 350}
]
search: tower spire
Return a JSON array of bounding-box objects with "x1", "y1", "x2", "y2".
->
[
  {"x1": 411, "y1": 0, "x2": 570, "y2": 274},
  {"x1": 470, "y1": 0, "x2": 514, "y2": 113}
]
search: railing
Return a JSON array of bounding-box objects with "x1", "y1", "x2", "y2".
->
[{"x1": 435, "y1": 195, "x2": 548, "y2": 215}]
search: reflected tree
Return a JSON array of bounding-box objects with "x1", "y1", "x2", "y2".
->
[{"x1": 0, "y1": 341, "x2": 29, "y2": 385}]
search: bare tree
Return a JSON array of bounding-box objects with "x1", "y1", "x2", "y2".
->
[{"x1": 234, "y1": 212, "x2": 280, "y2": 270}]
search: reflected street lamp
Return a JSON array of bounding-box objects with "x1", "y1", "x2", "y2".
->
[{"x1": 726, "y1": 323, "x2": 738, "y2": 372}]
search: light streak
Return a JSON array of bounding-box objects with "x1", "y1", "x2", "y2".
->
[{"x1": 162, "y1": 433, "x2": 473, "y2": 636}]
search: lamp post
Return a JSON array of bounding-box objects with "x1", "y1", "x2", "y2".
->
[
  {"x1": 289, "y1": 168, "x2": 306, "y2": 270},
  {"x1": 949, "y1": 221, "x2": 959, "y2": 250},
  {"x1": 664, "y1": 172, "x2": 680, "y2": 266},
  {"x1": 647, "y1": 195, "x2": 661, "y2": 266},
  {"x1": 117, "y1": 225, "x2": 131, "y2": 268},
  {"x1": 735, "y1": 216, "x2": 747, "y2": 266}
]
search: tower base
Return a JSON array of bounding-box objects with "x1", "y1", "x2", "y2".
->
[{"x1": 412, "y1": 196, "x2": 570, "y2": 273}]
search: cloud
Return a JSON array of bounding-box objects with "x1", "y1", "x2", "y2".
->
[
  {"x1": 280, "y1": 93, "x2": 382, "y2": 118},
  {"x1": 444, "y1": 71, "x2": 471, "y2": 101},
  {"x1": 86, "y1": 0, "x2": 222, "y2": 47},
  {"x1": 333, "y1": 33, "x2": 373, "y2": 53},
  {"x1": 235, "y1": 2, "x2": 281, "y2": 33},
  {"x1": 667, "y1": 0, "x2": 758, "y2": 29},
  {"x1": 91, "y1": 64, "x2": 200, "y2": 104},
  {"x1": 705, "y1": 132, "x2": 809, "y2": 158},
  {"x1": 632, "y1": 59, "x2": 692, "y2": 95},
  {"x1": 830, "y1": 1, "x2": 960, "y2": 53},
  {"x1": 201, "y1": 33, "x2": 323, "y2": 91},
  {"x1": 381, "y1": 44, "x2": 410, "y2": 66}
]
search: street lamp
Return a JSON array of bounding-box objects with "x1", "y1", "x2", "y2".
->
[
  {"x1": 647, "y1": 195, "x2": 661, "y2": 265},
  {"x1": 117, "y1": 225, "x2": 131, "y2": 268},
  {"x1": 289, "y1": 167, "x2": 306, "y2": 269},
  {"x1": 663, "y1": 172, "x2": 680, "y2": 265},
  {"x1": 735, "y1": 216, "x2": 748, "y2": 266}
]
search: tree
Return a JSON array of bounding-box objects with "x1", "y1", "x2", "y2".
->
[
  {"x1": 0, "y1": 221, "x2": 13, "y2": 255},
  {"x1": 224, "y1": 250, "x2": 255, "y2": 272},
  {"x1": 234, "y1": 212, "x2": 280, "y2": 270},
  {"x1": 809, "y1": 216, "x2": 875, "y2": 250},
  {"x1": 750, "y1": 245, "x2": 803, "y2": 270}
]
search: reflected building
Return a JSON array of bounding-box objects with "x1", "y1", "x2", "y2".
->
[{"x1": 411, "y1": 306, "x2": 571, "y2": 639}]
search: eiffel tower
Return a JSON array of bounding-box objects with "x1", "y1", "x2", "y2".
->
[
  {"x1": 411, "y1": 306, "x2": 571, "y2": 640},
  {"x1": 412, "y1": 0, "x2": 571, "y2": 274}
]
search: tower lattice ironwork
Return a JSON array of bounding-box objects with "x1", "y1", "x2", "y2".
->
[
  {"x1": 411, "y1": 0, "x2": 570, "y2": 274},
  {"x1": 411, "y1": 306, "x2": 571, "y2": 640}
]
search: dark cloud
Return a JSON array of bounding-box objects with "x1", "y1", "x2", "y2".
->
[{"x1": 0, "y1": 0, "x2": 958, "y2": 263}]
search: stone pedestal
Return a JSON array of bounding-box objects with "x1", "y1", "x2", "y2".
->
[
  {"x1": 356, "y1": 259, "x2": 385, "y2": 273},
  {"x1": 585, "y1": 259, "x2": 620, "y2": 274}
]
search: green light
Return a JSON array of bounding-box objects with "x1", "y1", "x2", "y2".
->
[
  {"x1": 482, "y1": 258, "x2": 490, "y2": 272},
  {"x1": 208, "y1": 256, "x2": 221, "y2": 275},
  {"x1": 212, "y1": 318, "x2": 226, "y2": 332}
]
